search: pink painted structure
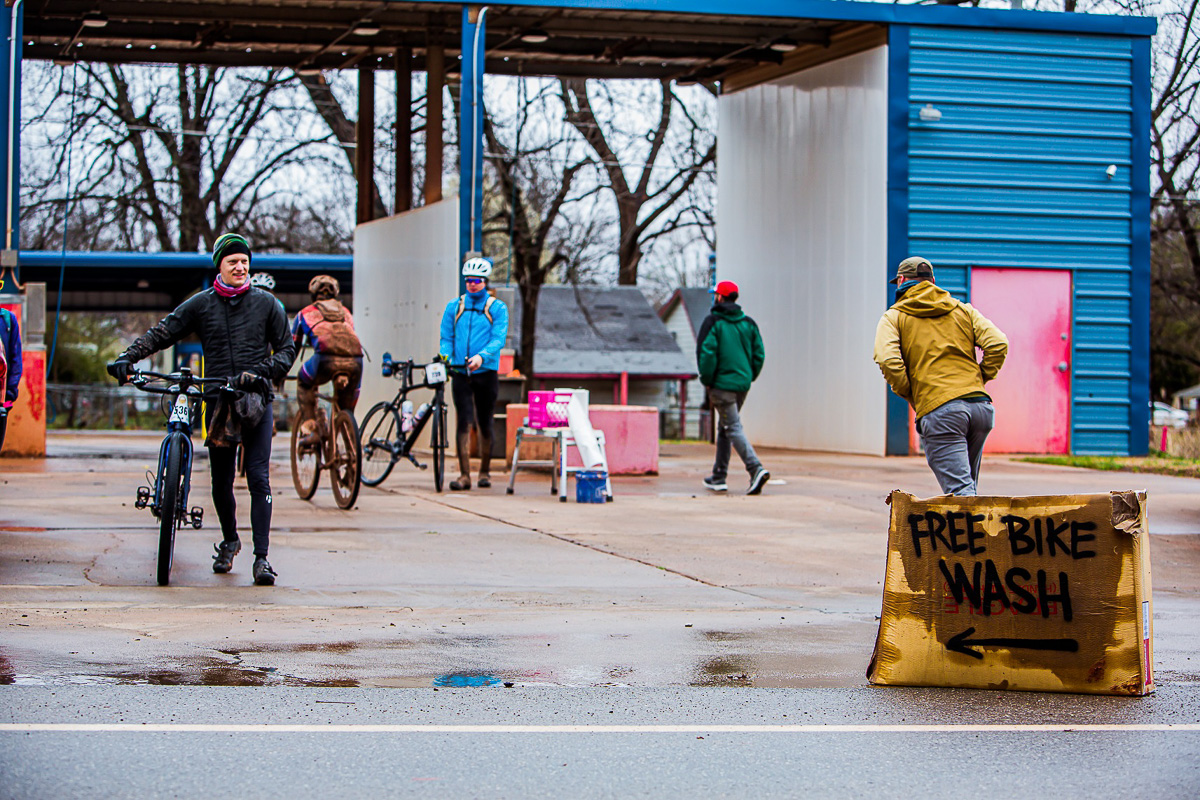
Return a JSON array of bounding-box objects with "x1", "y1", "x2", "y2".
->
[
  {"x1": 505, "y1": 403, "x2": 659, "y2": 474},
  {"x1": 971, "y1": 268, "x2": 1072, "y2": 454}
]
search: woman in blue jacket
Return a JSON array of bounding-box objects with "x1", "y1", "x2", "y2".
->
[
  {"x1": 439, "y1": 257, "x2": 508, "y2": 490},
  {"x1": 0, "y1": 303, "x2": 22, "y2": 451}
]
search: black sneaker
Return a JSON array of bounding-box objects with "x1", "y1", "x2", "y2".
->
[
  {"x1": 253, "y1": 557, "x2": 277, "y2": 586},
  {"x1": 212, "y1": 540, "x2": 241, "y2": 573},
  {"x1": 747, "y1": 468, "x2": 770, "y2": 496},
  {"x1": 703, "y1": 476, "x2": 727, "y2": 492}
]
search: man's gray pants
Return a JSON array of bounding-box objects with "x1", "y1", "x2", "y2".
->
[
  {"x1": 709, "y1": 388, "x2": 763, "y2": 481},
  {"x1": 917, "y1": 397, "x2": 995, "y2": 496}
]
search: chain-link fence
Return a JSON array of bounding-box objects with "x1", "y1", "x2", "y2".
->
[{"x1": 47, "y1": 384, "x2": 298, "y2": 432}]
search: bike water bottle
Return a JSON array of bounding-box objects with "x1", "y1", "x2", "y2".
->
[
  {"x1": 413, "y1": 402, "x2": 431, "y2": 424},
  {"x1": 401, "y1": 399, "x2": 415, "y2": 432}
]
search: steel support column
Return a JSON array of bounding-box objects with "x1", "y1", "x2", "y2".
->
[
  {"x1": 394, "y1": 48, "x2": 413, "y2": 214},
  {"x1": 424, "y1": 41, "x2": 444, "y2": 207},
  {"x1": 2, "y1": 1, "x2": 24, "y2": 278},
  {"x1": 459, "y1": 4, "x2": 487, "y2": 291},
  {"x1": 356, "y1": 65, "x2": 375, "y2": 225}
]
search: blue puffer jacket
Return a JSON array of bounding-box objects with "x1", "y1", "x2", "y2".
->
[{"x1": 438, "y1": 289, "x2": 509, "y2": 373}]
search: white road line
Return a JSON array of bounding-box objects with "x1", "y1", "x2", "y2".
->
[{"x1": 1, "y1": 723, "x2": 1198, "y2": 733}]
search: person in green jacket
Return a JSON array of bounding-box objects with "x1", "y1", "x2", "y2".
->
[{"x1": 696, "y1": 280, "x2": 770, "y2": 495}]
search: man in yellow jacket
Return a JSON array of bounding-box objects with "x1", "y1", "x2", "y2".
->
[{"x1": 873, "y1": 257, "x2": 1008, "y2": 496}]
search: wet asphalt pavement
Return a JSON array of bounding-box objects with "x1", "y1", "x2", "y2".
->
[{"x1": 1, "y1": 431, "x2": 1199, "y2": 797}]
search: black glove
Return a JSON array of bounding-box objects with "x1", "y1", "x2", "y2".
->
[
  {"x1": 232, "y1": 371, "x2": 263, "y2": 391},
  {"x1": 107, "y1": 357, "x2": 133, "y2": 385}
]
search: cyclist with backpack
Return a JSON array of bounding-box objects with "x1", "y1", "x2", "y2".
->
[
  {"x1": 438, "y1": 257, "x2": 509, "y2": 491},
  {"x1": 291, "y1": 275, "x2": 363, "y2": 433}
]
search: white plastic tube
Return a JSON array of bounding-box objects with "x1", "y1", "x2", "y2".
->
[{"x1": 566, "y1": 395, "x2": 603, "y2": 468}]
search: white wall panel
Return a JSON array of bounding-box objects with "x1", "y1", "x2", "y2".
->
[
  {"x1": 717, "y1": 48, "x2": 890, "y2": 455},
  {"x1": 353, "y1": 201, "x2": 459, "y2": 414}
]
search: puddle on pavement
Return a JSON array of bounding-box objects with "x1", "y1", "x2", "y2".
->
[{"x1": 1, "y1": 624, "x2": 860, "y2": 688}]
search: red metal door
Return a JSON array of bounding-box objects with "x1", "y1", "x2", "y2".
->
[{"x1": 970, "y1": 268, "x2": 1072, "y2": 454}]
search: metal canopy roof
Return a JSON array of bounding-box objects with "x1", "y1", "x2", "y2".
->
[
  {"x1": 24, "y1": 1, "x2": 858, "y2": 82},
  {"x1": 22, "y1": 1, "x2": 1155, "y2": 82}
]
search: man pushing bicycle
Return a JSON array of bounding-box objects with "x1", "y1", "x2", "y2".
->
[{"x1": 107, "y1": 233, "x2": 294, "y2": 585}]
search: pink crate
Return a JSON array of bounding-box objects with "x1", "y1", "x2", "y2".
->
[{"x1": 527, "y1": 390, "x2": 574, "y2": 429}]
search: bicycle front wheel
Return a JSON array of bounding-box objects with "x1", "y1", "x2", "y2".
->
[
  {"x1": 431, "y1": 400, "x2": 446, "y2": 493},
  {"x1": 156, "y1": 433, "x2": 188, "y2": 586},
  {"x1": 330, "y1": 410, "x2": 362, "y2": 509},
  {"x1": 360, "y1": 401, "x2": 400, "y2": 487},
  {"x1": 291, "y1": 411, "x2": 321, "y2": 500}
]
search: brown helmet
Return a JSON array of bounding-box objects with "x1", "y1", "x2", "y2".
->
[{"x1": 308, "y1": 274, "x2": 340, "y2": 300}]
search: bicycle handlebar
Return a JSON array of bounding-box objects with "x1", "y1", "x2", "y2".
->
[
  {"x1": 380, "y1": 353, "x2": 466, "y2": 378},
  {"x1": 129, "y1": 368, "x2": 233, "y2": 396}
]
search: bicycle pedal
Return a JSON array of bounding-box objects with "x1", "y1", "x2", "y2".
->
[
  {"x1": 134, "y1": 486, "x2": 151, "y2": 509},
  {"x1": 189, "y1": 507, "x2": 204, "y2": 529}
]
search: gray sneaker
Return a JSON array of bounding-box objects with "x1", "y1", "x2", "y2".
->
[
  {"x1": 747, "y1": 468, "x2": 770, "y2": 496},
  {"x1": 703, "y1": 476, "x2": 727, "y2": 492}
]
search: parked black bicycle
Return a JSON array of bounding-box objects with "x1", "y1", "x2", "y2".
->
[
  {"x1": 129, "y1": 367, "x2": 232, "y2": 586},
  {"x1": 359, "y1": 355, "x2": 451, "y2": 491}
]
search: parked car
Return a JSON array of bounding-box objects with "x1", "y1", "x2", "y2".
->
[{"x1": 1152, "y1": 401, "x2": 1189, "y2": 428}]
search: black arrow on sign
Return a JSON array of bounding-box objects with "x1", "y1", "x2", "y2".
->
[{"x1": 947, "y1": 627, "x2": 1080, "y2": 660}]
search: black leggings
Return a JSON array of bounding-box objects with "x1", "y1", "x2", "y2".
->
[
  {"x1": 206, "y1": 404, "x2": 274, "y2": 557},
  {"x1": 450, "y1": 370, "x2": 499, "y2": 437}
]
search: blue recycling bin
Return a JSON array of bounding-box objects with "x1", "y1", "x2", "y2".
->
[{"x1": 575, "y1": 470, "x2": 607, "y2": 503}]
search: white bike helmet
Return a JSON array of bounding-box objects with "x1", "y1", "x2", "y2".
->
[{"x1": 461, "y1": 257, "x2": 493, "y2": 280}]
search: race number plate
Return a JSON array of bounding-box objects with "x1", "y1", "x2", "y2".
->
[
  {"x1": 426, "y1": 362, "x2": 447, "y2": 384},
  {"x1": 169, "y1": 396, "x2": 191, "y2": 425}
]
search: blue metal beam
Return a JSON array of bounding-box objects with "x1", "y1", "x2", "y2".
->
[
  {"x1": 1128, "y1": 35, "x2": 1151, "y2": 455},
  {"x1": 458, "y1": 4, "x2": 487, "y2": 294},
  {"x1": 17, "y1": 251, "x2": 352, "y2": 271},
  {"x1": 402, "y1": 0, "x2": 1156, "y2": 37},
  {"x1": 2, "y1": 1, "x2": 24, "y2": 278}
]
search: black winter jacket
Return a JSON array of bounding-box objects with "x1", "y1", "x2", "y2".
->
[{"x1": 122, "y1": 287, "x2": 294, "y2": 394}]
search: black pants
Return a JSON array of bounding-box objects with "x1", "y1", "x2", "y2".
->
[
  {"x1": 450, "y1": 370, "x2": 499, "y2": 438},
  {"x1": 206, "y1": 403, "x2": 274, "y2": 557}
]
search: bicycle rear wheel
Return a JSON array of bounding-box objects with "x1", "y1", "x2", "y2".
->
[
  {"x1": 330, "y1": 410, "x2": 362, "y2": 509},
  {"x1": 360, "y1": 401, "x2": 400, "y2": 487},
  {"x1": 291, "y1": 411, "x2": 321, "y2": 499},
  {"x1": 156, "y1": 433, "x2": 188, "y2": 586},
  {"x1": 431, "y1": 399, "x2": 446, "y2": 493}
]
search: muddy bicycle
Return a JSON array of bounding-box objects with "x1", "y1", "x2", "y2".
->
[
  {"x1": 289, "y1": 372, "x2": 362, "y2": 509},
  {"x1": 359, "y1": 355, "x2": 451, "y2": 492},
  {"x1": 129, "y1": 367, "x2": 232, "y2": 586}
]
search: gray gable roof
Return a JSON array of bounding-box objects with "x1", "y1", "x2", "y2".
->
[
  {"x1": 679, "y1": 288, "x2": 714, "y2": 340},
  {"x1": 533, "y1": 285, "x2": 696, "y2": 378},
  {"x1": 659, "y1": 287, "x2": 714, "y2": 341}
]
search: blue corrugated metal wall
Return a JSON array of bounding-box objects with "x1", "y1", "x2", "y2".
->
[{"x1": 905, "y1": 26, "x2": 1143, "y2": 455}]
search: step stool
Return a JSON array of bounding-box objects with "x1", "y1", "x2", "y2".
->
[{"x1": 507, "y1": 426, "x2": 614, "y2": 502}]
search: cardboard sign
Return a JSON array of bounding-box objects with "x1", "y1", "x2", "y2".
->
[{"x1": 868, "y1": 490, "x2": 1153, "y2": 695}]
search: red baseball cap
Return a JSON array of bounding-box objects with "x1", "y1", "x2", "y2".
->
[{"x1": 711, "y1": 280, "x2": 739, "y2": 296}]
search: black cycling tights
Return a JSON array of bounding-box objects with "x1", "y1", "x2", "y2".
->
[
  {"x1": 207, "y1": 404, "x2": 274, "y2": 557},
  {"x1": 451, "y1": 370, "x2": 499, "y2": 438}
]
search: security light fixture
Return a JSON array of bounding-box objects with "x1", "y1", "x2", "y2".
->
[
  {"x1": 296, "y1": 66, "x2": 323, "y2": 77},
  {"x1": 1105, "y1": 164, "x2": 1118, "y2": 179},
  {"x1": 769, "y1": 37, "x2": 798, "y2": 53},
  {"x1": 81, "y1": 10, "x2": 108, "y2": 28},
  {"x1": 918, "y1": 103, "x2": 942, "y2": 122},
  {"x1": 353, "y1": 24, "x2": 381, "y2": 36},
  {"x1": 520, "y1": 29, "x2": 550, "y2": 44}
]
